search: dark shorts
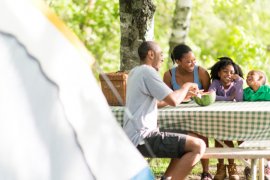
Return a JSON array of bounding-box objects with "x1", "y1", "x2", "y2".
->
[{"x1": 137, "y1": 129, "x2": 187, "y2": 158}]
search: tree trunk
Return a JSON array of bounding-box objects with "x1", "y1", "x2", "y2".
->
[
  {"x1": 119, "y1": 0, "x2": 156, "y2": 71},
  {"x1": 88, "y1": 0, "x2": 96, "y2": 10},
  {"x1": 169, "y1": 0, "x2": 192, "y2": 54}
]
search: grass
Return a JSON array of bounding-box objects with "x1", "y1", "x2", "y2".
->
[
  {"x1": 148, "y1": 158, "x2": 219, "y2": 177},
  {"x1": 149, "y1": 158, "x2": 246, "y2": 179},
  {"x1": 148, "y1": 138, "x2": 246, "y2": 178}
]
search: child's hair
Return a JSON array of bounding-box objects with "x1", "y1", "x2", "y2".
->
[
  {"x1": 253, "y1": 70, "x2": 267, "y2": 85},
  {"x1": 171, "y1": 44, "x2": 192, "y2": 64},
  {"x1": 209, "y1": 57, "x2": 243, "y2": 80}
]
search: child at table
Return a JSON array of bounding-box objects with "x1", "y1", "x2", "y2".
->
[
  {"x1": 244, "y1": 70, "x2": 270, "y2": 101},
  {"x1": 208, "y1": 57, "x2": 244, "y2": 180},
  {"x1": 243, "y1": 70, "x2": 270, "y2": 180}
]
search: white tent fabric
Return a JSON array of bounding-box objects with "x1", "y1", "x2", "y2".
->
[{"x1": 0, "y1": 0, "x2": 152, "y2": 179}]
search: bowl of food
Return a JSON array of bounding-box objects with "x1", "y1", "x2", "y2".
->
[{"x1": 193, "y1": 91, "x2": 216, "y2": 106}]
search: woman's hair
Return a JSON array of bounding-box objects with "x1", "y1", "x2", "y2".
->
[
  {"x1": 209, "y1": 57, "x2": 243, "y2": 80},
  {"x1": 171, "y1": 44, "x2": 192, "y2": 64}
]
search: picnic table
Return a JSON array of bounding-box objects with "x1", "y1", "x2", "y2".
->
[
  {"x1": 112, "y1": 101, "x2": 270, "y2": 141},
  {"x1": 111, "y1": 101, "x2": 270, "y2": 180}
]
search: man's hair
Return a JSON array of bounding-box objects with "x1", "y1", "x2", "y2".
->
[{"x1": 138, "y1": 41, "x2": 157, "y2": 61}]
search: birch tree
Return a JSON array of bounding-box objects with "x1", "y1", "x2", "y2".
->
[
  {"x1": 169, "y1": 0, "x2": 192, "y2": 54},
  {"x1": 119, "y1": 0, "x2": 156, "y2": 71}
]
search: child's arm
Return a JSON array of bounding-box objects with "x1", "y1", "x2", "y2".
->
[
  {"x1": 265, "y1": 85, "x2": 270, "y2": 100},
  {"x1": 208, "y1": 80, "x2": 231, "y2": 101},
  {"x1": 217, "y1": 95, "x2": 234, "y2": 101},
  {"x1": 231, "y1": 75, "x2": 244, "y2": 101},
  {"x1": 208, "y1": 80, "x2": 217, "y2": 93}
]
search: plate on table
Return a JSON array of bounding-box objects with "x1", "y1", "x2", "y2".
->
[{"x1": 182, "y1": 98, "x2": 192, "y2": 104}]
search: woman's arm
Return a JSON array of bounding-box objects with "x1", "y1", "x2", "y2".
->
[
  {"x1": 163, "y1": 70, "x2": 173, "y2": 89},
  {"x1": 198, "y1": 66, "x2": 211, "y2": 91}
]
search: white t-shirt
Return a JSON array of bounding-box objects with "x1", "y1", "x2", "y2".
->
[{"x1": 123, "y1": 65, "x2": 172, "y2": 146}]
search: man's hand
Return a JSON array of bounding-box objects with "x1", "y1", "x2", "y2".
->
[
  {"x1": 163, "y1": 82, "x2": 199, "y2": 106},
  {"x1": 182, "y1": 82, "x2": 200, "y2": 99},
  {"x1": 182, "y1": 82, "x2": 199, "y2": 92}
]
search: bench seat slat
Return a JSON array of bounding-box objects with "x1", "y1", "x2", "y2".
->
[{"x1": 203, "y1": 148, "x2": 270, "y2": 159}]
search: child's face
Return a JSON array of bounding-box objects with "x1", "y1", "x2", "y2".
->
[
  {"x1": 246, "y1": 71, "x2": 261, "y2": 87},
  {"x1": 218, "y1": 65, "x2": 235, "y2": 86}
]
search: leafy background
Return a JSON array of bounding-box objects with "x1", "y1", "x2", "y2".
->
[
  {"x1": 44, "y1": 0, "x2": 270, "y2": 177},
  {"x1": 45, "y1": 0, "x2": 270, "y2": 85}
]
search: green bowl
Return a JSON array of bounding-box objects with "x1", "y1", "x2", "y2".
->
[{"x1": 193, "y1": 91, "x2": 216, "y2": 106}]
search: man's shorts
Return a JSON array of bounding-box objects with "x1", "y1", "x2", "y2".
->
[{"x1": 137, "y1": 129, "x2": 187, "y2": 158}]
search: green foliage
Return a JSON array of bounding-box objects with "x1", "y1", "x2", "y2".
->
[
  {"x1": 148, "y1": 158, "x2": 169, "y2": 177},
  {"x1": 45, "y1": 0, "x2": 270, "y2": 81},
  {"x1": 43, "y1": 0, "x2": 270, "y2": 176},
  {"x1": 190, "y1": 0, "x2": 270, "y2": 81},
  {"x1": 45, "y1": 0, "x2": 120, "y2": 73},
  {"x1": 154, "y1": 0, "x2": 175, "y2": 75}
]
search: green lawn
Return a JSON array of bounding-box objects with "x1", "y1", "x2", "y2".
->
[
  {"x1": 148, "y1": 158, "x2": 219, "y2": 177},
  {"x1": 148, "y1": 138, "x2": 246, "y2": 178},
  {"x1": 149, "y1": 158, "x2": 246, "y2": 179}
]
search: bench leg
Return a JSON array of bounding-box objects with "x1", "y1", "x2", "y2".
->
[
  {"x1": 259, "y1": 158, "x2": 264, "y2": 180},
  {"x1": 251, "y1": 159, "x2": 258, "y2": 180},
  {"x1": 240, "y1": 158, "x2": 251, "y2": 167}
]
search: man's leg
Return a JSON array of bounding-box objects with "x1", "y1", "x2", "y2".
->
[{"x1": 164, "y1": 133, "x2": 206, "y2": 180}]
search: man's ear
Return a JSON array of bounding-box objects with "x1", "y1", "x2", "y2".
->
[{"x1": 148, "y1": 50, "x2": 155, "y2": 60}]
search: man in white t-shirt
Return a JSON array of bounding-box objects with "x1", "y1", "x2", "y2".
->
[{"x1": 123, "y1": 41, "x2": 206, "y2": 180}]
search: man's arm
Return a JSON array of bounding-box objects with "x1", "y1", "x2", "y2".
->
[
  {"x1": 157, "y1": 100, "x2": 168, "y2": 108},
  {"x1": 162, "y1": 82, "x2": 199, "y2": 106}
]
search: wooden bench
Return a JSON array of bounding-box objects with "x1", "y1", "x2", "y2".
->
[{"x1": 203, "y1": 148, "x2": 270, "y2": 180}]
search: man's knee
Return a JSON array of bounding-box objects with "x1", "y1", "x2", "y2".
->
[
  {"x1": 195, "y1": 138, "x2": 206, "y2": 155},
  {"x1": 186, "y1": 136, "x2": 206, "y2": 155}
]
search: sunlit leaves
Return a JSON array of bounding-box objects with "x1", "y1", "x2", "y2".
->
[
  {"x1": 190, "y1": 0, "x2": 270, "y2": 80},
  {"x1": 45, "y1": 0, "x2": 270, "y2": 80},
  {"x1": 45, "y1": 0, "x2": 120, "y2": 73}
]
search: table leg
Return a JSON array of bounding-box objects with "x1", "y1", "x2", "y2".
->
[
  {"x1": 251, "y1": 159, "x2": 258, "y2": 180},
  {"x1": 259, "y1": 158, "x2": 264, "y2": 180}
]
